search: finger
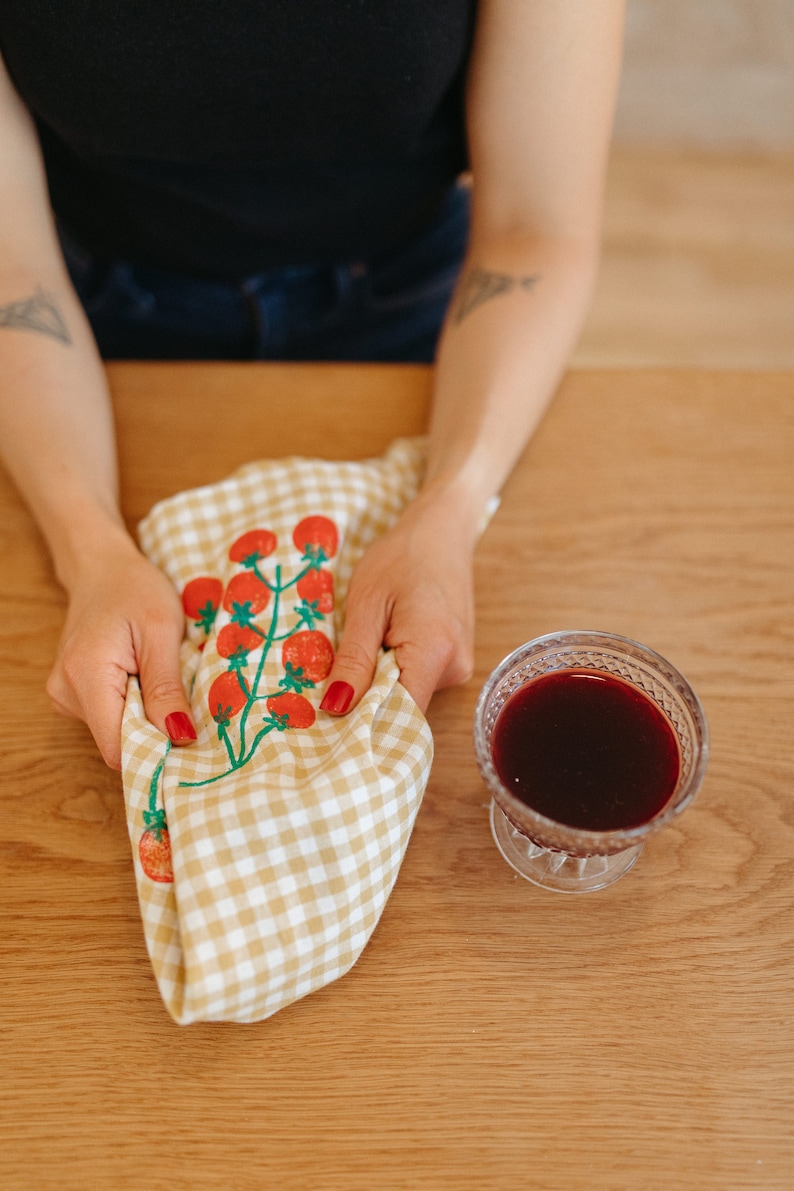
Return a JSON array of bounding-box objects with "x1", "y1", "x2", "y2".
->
[
  {"x1": 46, "y1": 671, "x2": 82, "y2": 722},
  {"x1": 396, "y1": 627, "x2": 473, "y2": 714},
  {"x1": 83, "y1": 667, "x2": 129, "y2": 770},
  {"x1": 136, "y1": 617, "x2": 197, "y2": 747},
  {"x1": 394, "y1": 651, "x2": 438, "y2": 714},
  {"x1": 320, "y1": 598, "x2": 387, "y2": 716},
  {"x1": 47, "y1": 658, "x2": 129, "y2": 771}
]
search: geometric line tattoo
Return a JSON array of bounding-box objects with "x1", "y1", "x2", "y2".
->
[
  {"x1": 453, "y1": 266, "x2": 542, "y2": 325},
  {"x1": 0, "y1": 287, "x2": 71, "y2": 344}
]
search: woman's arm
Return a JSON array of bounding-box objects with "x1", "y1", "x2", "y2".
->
[
  {"x1": 322, "y1": 0, "x2": 626, "y2": 715},
  {"x1": 428, "y1": 0, "x2": 625, "y2": 499},
  {"x1": 0, "y1": 53, "x2": 196, "y2": 767}
]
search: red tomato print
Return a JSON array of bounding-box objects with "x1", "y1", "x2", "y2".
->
[
  {"x1": 292, "y1": 515, "x2": 338, "y2": 560},
  {"x1": 229, "y1": 528, "x2": 277, "y2": 565},
  {"x1": 216, "y1": 623, "x2": 264, "y2": 659},
  {"x1": 266, "y1": 692, "x2": 316, "y2": 729},
  {"x1": 296, "y1": 568, "x2": 334, "y2": 614},
  {"x1": 282, "y1": 630, "x2": 334, "y2": 683},
  {"x1": 139, "y1": 828, "x2": 173, "y2": 883},
  {"x1": 182, "y1": 576, "x2": 223, "y2": 621},
  {"x1": 222, "y1": 571, "x2": 271, "y2": 615},
  {"x1": 208, "y1": 671, "x2": 249, "y2": 721},
  {"x1": 183, "y1": 515, "x2": 342, "y2": 789}
]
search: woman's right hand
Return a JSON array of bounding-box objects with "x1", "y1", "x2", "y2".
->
[{"x1": 46, "y1": 534, "x2": 196, "y2": 770}]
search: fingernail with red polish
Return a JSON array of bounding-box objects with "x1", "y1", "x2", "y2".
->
[
  {"x1": 165, "y1": 711, "x2": 197, "y2": 744},
  {"x1": 320, "y1": 681, "x2": 355, "y2": 715}
]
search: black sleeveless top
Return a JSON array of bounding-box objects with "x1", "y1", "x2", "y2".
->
[{"x1": 0, "y1": 2, "x2": 475, "y2": 279}]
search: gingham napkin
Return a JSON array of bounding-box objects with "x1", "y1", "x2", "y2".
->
[{"x1": 121, "y1": 438, "x2": 433, "y2": 1024}]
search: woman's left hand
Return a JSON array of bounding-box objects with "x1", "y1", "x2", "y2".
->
[{"x1": 319, "y1": 486, "x2": 478, "y2": 716}]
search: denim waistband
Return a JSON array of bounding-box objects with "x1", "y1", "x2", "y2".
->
[{"x1": 56, "y1": 181, "x2": 469, "y2": 361}]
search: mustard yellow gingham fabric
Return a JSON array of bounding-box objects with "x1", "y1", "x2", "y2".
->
[{"x1": 121, "y1": 438, "x2": 433, "y2": 1024}]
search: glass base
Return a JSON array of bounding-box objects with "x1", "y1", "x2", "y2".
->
[{"x1": 490, "y1": 802, "x2": 643, "y2": 893}]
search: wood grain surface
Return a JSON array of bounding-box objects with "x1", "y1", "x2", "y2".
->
[
  {"x1": 1, "y1": 364, "x2": 793, "y2": 1191},
  {"x1": 575, "y1": 150, "x2": 794, "y2": 369}
]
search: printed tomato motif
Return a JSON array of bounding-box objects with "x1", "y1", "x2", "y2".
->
[
  {"x1": 140, "y1": 749, "x2": 173, "y2": 883},
  {"x1": 139, "y1": 825, "x2": 173, "y2": 883},
  {"x1": 282, "y1": 630, "x2": 335, "y2": 683},
  {"x1": 296, "y1": 568, "x2": 334, "y2": 614},
  {"x1": 216, "y1": 623, "x2": 264, "y2": 659},
  {"x1": 265, "y1": 692, "x2": 316, "y2": 729},
  {"x1": 208, "y1": 671, "x2": 249, "y2": 722},
  {"x1": 229, "y1": 528, "x2": 277, "y2": 566},
  {"x1": 293, "y1": 515, "x2": 338, "y2": 562},
  {"x1": 182, "y1": 576, "x2": 223, "y2": 631},
  {"x1": 222, "y1": 571, "x2": 271, "y2": 615}
]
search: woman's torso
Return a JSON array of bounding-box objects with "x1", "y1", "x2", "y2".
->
[{"x1": 0, "y1": 1, "x2": 475, "y2": 278}]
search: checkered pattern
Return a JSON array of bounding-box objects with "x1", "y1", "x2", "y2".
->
[{"x1": 121, "y1": 438, "x2": 433, "y2": 1024}]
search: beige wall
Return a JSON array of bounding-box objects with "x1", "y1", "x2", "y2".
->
[{"x1": 614, "y1": 0, "x2": 794, "y2": 149}]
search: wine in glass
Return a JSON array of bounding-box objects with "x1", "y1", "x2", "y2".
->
[{"x1": 474, "y1": 631, "x2": 709, "y2": 893}]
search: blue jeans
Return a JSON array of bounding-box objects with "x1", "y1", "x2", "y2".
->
[{"x1": 59, "y1": 184, "x2": 469, "y2": 363}]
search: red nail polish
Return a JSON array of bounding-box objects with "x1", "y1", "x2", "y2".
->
[
  {"x1": 320, "y1": 681, "x2": 355, "y2": 715},
  {"x1": 165, "y1": 711, "x2": 197, "y2": 744}
]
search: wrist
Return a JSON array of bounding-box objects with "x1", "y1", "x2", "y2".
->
[
  {"x1": 412, "y1": 468, "x2": 495, "y2": 548},
  {"x1": 47, "y1": 506, "x2": 138, "y2": 593},
  {"x1": 421, "y1": 445, "x2": 503, "y2": 518}
]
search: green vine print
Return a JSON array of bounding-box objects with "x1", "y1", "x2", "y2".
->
[{"x1": 178, "y1": 515, "x2": 339, "y2": 789}]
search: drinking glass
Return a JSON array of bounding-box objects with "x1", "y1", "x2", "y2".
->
[{"x1": 473, "y1": 630, "x2": 709, "y2": 893}]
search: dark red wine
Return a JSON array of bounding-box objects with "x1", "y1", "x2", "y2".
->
[{"x1": 491, "y1": 670, "x2": 680, "y2": 831}]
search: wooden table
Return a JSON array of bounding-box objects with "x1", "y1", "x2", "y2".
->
[{"x1": 1, "y1": 365, "x2": 793, "y2": 1190}]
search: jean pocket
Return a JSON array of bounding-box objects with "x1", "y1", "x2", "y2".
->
[
  {"x1": 58, "y1": 226, "x2": 156, "y2": 322},
  {"x1": 367, "y1": 184, "x2": 469, "y2": 313},
  {"x1": 58, "y1": 226, "x2": 110, "y2": 310},
  {"x1": 367, "y1": 255, "x2": 463, "y2": 315}
]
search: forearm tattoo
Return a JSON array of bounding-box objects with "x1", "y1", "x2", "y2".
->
[
  {"x1": 453, "y1": 266, "x2": 541, "y2": 325},
  {"x1": 0, "y1": 287, "x2": 71, "y2": 344}
]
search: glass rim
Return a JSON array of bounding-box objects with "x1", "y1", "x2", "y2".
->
[{"x1": 473, "y1": 629, "x2": 710, "y2": 850}]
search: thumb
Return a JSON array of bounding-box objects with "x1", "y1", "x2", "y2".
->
[
  {"x1": 137, "y1": 620, "x2": 197, "y2": 746},
  {"x1": 319, "y1": 599, "x2": 386, "y2": 717}
]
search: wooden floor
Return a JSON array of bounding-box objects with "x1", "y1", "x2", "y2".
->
[{"x1": 575, "y1": 150, "x2": 794, "y2": 369}]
